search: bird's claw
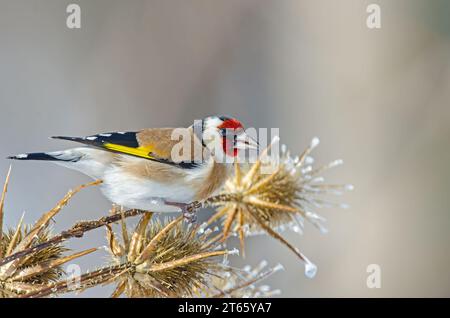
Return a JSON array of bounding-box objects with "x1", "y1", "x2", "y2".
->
[
  {"x1": 182, "y1": 201, "x2": 202, "y2": 223},
  {"x1": 186, "y1": 201, "x2": 202, "y2": 213},
  {"x1": 183, "y1": 211, "x2": 197, "y2": 223}
]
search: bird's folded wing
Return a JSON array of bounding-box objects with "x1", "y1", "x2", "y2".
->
[{"x1": 52, "y1": 128, "x2": 199, "y2": 168}]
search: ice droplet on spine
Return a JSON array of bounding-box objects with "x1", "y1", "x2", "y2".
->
[
  {"x1": 257, "y1": 260, "x2": 268, "y2": 271},
  {"x1": 228, "y1": 248, "x2": 240, "y2": 256},
  {"x1": 310, "y1": 137, "x2": 320, "y2": 149},
  {"x1": 302, "y1": 254, "x2": 317, "y2": 278},
  {"x1": 311, "y1": 176, "x2": 324, "y2": 183},
  {"x1": 305, "y1": 156, "x2": 314, "y2": 165},
  {"x1": 345, "y1": 184, "x2": 354, "y2": 191},
  {"x1": 292, "y1": 224, "x2": 302, "y2": 234},
  {"x1": 197, "y1": 222, "x2": 208, "y2": 234},
  {"x1": 317, "y1": 223, "x2": 329, "y2": 234},
  {"x1": 260, "y1": 285, "x2": 270, "y2": 292},
  {"x1": 273, "y1": 263, "x2": 285, "y2": 272},
  {"x1": 329, "y1": 159, "x2": 344, "y2": 168}
]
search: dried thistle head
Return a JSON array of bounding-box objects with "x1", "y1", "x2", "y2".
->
[
  {"x1": 0, "y1": 225, "x2": 67, "y2": 290},
  {"x1": 0, "y1": 167, "x2": 97, "y2": 297},
  {"x1": 104, "y1": 208, "x2": 236, "y2": 298},
  {"x1": 206, "y1": 137, "x2": 352, "y2": 277}
]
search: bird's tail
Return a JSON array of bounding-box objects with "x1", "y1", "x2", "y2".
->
[
  {"x1": 7, "y1": 150, "x2": 81, "y2": 162},
  {"x1": 7, "y1": 148, "x2": 110, "y2": 180}
]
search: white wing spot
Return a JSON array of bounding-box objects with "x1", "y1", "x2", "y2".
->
[
  {"x1": 16, "y1": 154, "x2": 28, "y2": 159},
  {"x1": 86, "y1": 136, "x2": 97, "y2": 141},
  {"x1": 99, "y1": 133, "x2": 112, "y2": 137}
]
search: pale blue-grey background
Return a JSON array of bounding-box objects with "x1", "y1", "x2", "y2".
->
[{"x1": 1, "y1": 0, "x2": 450, "y2": 297}]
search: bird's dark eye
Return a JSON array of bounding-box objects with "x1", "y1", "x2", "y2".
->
[{"x1": 220, "y1": 128, "x2": 227, "y2": 136}]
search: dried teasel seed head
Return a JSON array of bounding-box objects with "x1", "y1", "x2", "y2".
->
[
  {"x1": 104, "y1": 212, "x2": 233, "y2": 298},
  {"x1": 0, "y1": 226, "x2": 67, "y2": 297},
  {"x1": 0, "y1": 169, "x2": 98, "y2": 297},
  {"x1": 206, "y1": 137, "x2": 352, "y2": 278}
]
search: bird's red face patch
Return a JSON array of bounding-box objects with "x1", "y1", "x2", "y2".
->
[
  {"x1": 219, "y1": 118, "x2": 243, "y2": 157},
  {"x1": 218, "y1": 118, "x2": 243, "y2": 130},
  {"x1": 222, "y1": 137, "x2": 238, "y2": 157}
]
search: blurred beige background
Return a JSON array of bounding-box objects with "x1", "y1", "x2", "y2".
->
[{"x1": 1, "y1": 0, "x2": 449, "y2": 297}]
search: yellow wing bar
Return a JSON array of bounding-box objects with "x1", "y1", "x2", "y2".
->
[{"x1": 103, "y1": 143, "x2": 155, "y2": 159}]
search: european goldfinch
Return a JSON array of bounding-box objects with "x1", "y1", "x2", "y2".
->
[{"x1": 8, "y1": 115, "x2": 258, "y2": 221}]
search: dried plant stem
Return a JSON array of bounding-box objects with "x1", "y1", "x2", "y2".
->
[
  {"x1": 204, "y1": 194, "x2": 242, "y2": 207},
  {"x1": 0, "y1": 209, "x2": 146, "y2": 267},
  {"x1": 0, "y1": 165, "x2": 12, "y2": 253},
  {"x1": 20, "y1": 263, "x2": 129, "y2": 298},
  {"x1": 146, "y1": 250, "x2": 227, "y2": 272},
  {"x1": 244, "y1": 206, "x2": 305, "y2": 262}
]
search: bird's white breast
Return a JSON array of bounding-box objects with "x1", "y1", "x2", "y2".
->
[{"x1": 100, "y1": 157, "x2": 214, "y2": 213}]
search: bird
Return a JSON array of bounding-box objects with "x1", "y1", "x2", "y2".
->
[{"x1": 7, "y1": 115, "x2": 258, "y2": 222}]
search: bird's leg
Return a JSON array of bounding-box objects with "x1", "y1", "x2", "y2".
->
[{"x1": 164, "y1": 200, "x2": 203, "y2": 223}]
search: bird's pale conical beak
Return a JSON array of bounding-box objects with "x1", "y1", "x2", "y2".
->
[{"x1": 235, "y1": 132, "x2": 259, "y2": 150}]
